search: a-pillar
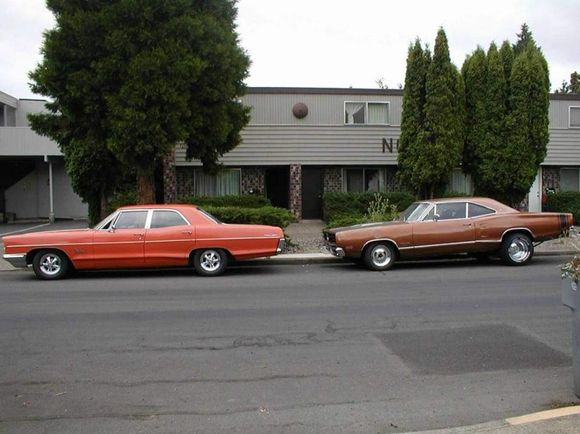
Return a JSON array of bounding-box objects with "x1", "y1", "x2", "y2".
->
[
  {"x1": 289, "y1": 164, "x2": 302, "y2": 219},
  {"x1": 163, "y1": 147, "x2": 177, "y2": 203}
]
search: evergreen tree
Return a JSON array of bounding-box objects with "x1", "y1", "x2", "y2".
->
[
  {"x1": 571, "y1": 72, "x2": 580, "y2": 93},
  {"x1": 415, "y1": 29, "x2": 464, "y2": 198},
  {"x1": 513, "y1": 23, "x2": 534, "y2": 54},
  {"x1": 29, "y1": 0, "x2": 250, "y2": 208},
  {"x1": 498, "y1": 41, "x2": 514, "y2": 106},
  {"x1": 462, "y1": 47, "x2": 487, "y2": 175},
  {"x1": 398, "y1": 39, "x2": 429, "y2": 193}
]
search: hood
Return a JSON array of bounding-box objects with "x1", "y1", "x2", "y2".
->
[
  {"x1": 324, "y1": 220, "x2": 407, "y2": 235},
  {"x1": 3, "y1": 228, "x2": 92, "y2": 245}
]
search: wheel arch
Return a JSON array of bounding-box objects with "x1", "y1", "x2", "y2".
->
[
  {"x1": 501, "y1": 228, "x2": 535, "y2": 243},
  {"x1": 188, "y1": 247, "x2": 235, "y2": 265},
  {"x1": 26, "y1": 248, "x2": 73, "y2": 267},
  {"x1": 361, "y1": 239, "x2": 400, "y2": 259}
]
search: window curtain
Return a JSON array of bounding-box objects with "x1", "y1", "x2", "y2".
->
[
  {"x1": 365, "y1": 169, "x2": 385, "y2": 192},
  {"x1": 368, "y1": 103, "x2": 388, "y2": 124},
  {"x1": 560, "y1": 169, "x2": 579, "y2": 191},
  {"x1": 449, "y1": 169, "x2": 473, "y2": 194},
  {"x1": 345, "y1": 103, "x2": 365, "y2": 124},
  {"x1": 194, "y1": 169, "x2": 241, "y2": 196}
]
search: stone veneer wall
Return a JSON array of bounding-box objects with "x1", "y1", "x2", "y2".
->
[
  {"x1": 289, "y1": 164, "x2": 302, "y2": 218},
  {"x1": 175, "y1": 167, "x2": 195, "y2": 199},
  {"x1": 323, "y1": 168, "x2": 342, "y2": 192},
  {"x1": 162, "y1": 148, "x2": 177, "y2": 203},
  {"x1": 542, "y1": 166, "x2": 560, "y2": 192},
  {"x1": 241, "y1": 167, "x2": 265, "y2": 195}
]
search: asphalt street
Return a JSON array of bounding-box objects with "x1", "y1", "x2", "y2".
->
[{"x1": 0, "y1": 257, "x2": 578, "y2": 433}]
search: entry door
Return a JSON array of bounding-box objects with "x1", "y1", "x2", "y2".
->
[{"x1": 302, "y1": 168, "x2": 323, "y2": 219}]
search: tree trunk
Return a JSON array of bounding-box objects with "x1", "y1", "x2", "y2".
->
[{"x1": 137, "y1": 172, "x2": 156, "y2": 204}]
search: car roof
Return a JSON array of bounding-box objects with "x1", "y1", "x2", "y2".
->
[
  {"x1": 422, "y1": 197, "x2": 517, "y2": 213},
  {"x1": 118, "y1": 204, "x2": 197, "y2": 210}
]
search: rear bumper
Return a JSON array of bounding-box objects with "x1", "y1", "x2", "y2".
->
[
  {"x1": 3, "y1": 253, "x2": 27, "y2": 268},
  {"x1": 276, "y1": 238, "x2": 286, "y2": 254}
]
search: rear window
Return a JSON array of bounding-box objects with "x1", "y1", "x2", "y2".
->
[
  {"x1": 151, "y1": 210, "x2": 188, "y2": 228},
  {"x1": 468, "y1": 203, "x2": 495, "y2": 218}
]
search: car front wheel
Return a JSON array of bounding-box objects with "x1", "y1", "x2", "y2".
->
[
  {"x1": 193, "y1": 249, "x2": 228, "y2": 276},
  {"x1": 32, "y1": 250, "x2": 70, "y2": 280},
  {"x1": 363, "y1": 242, "x2": 396, "y2": 271},
  {"x1": 501, "y1": 233, "x2": 534, "y2": 266}
]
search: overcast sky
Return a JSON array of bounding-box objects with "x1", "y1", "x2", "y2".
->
[{"x1": 1, "y1": 0, "x2": 578, "y2": 99}]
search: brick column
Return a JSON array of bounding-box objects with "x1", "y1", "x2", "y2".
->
[
  {"x1": 162, "y1": 147, "x2": 177, "y2": 203},
  {"x1": 289, "y1": 164, "x2": 302, "y2": 219}
]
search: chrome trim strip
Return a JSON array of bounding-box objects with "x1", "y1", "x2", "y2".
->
[
  {"x1": 399, "y1": 239, "x2": 502, "y2": 250},
  {"x1": 501, "y1": 227, "x2": 534, "y2": 240},
  {"x1": 196, "y1": 236, "x2": 279, "y2": 241},
  {"x1": 362, "y1": 238, "x2": 400, "y2": 251}
]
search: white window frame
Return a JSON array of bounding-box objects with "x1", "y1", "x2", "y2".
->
[
  {"x1": 569, "y1": 106, "x2": 580, "y2": 129},
  {"x1": 344, "y1": 101, "x2": 390, "y2": 125}
]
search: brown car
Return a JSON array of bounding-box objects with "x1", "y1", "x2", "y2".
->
[{"x1": 323, "y1": 197, "x2": 573, "y2": 271}]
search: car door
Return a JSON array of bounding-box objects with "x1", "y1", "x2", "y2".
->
[
  {"x1": 92, "y1": 210, "x2": 148, "y2": 269},
  {"x1": 411, "y1": 202, "x2": 476, "y2": 255},
  {"x1": 144, "y1": 209, "x2": 195, "y2": 266}
]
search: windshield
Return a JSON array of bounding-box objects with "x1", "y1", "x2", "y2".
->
[{"x1": 398, "y1": 202, "x2": 431, "y2": 222}]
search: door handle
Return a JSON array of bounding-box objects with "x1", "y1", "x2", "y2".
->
[
  {"x1": 133, "y1": 233, "x2": 144, "y2": 238},
  {"x1": 462, "y1": 223, "x2": 472, "y2": 227},
  {"x1": 182, "y1": 230, "x2": 192, "y2": 235}
]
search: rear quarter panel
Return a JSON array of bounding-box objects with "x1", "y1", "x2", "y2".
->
[
  {"x1": 194, "y1": 224, "x2": 282, "y2": 260},
  {"x1": 474, "y1": 212, "x2": 568, "y2": 243}
]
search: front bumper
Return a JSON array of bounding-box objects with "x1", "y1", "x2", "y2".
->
[
  {"x1": 3, "y1": 253, "x2": 27, "y2": 268},
  {"x1": 322, "y1": 243, "x2": 345, "y2": 258}
]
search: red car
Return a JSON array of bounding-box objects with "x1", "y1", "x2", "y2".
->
[{"x1": 3, "y1": 204, "x2": 285, "y2": 279}]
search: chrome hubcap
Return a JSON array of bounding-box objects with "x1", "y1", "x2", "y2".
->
[
  {"x1": 39, "y1": 253, "x2": 62, "y2": 276},
  {"x1": 508, "y1": 239, "x2": 531, "y2": 263},
  {"x1": 200, "y1": 250, "x2": 221, "y2": 272},
  {"x1": 371, "y1": 245, "x2": 392, "y2": 267}
]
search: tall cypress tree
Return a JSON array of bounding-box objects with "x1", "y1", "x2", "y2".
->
[
  {"x1": 415, "y1": 28, "x2": 464, "y2": 198},
  {"x1": 462, "y1": 47, "x2": 487, "y2": 175},
  {"x1": 498, "y1": 41, "x2": 514, "y2": 107},
  {"x1": 398, "y1": 39, "x2": 429, "y2": 193}
]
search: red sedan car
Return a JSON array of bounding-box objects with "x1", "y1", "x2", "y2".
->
[{"x1": 3, "y1": 204, "x2": 285, "y2": 279}]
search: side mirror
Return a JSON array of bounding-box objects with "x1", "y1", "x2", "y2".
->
[{"x1": 433, "y1": 213, "x2": 440, "y2": 222}]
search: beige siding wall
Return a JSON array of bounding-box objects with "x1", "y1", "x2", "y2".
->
[
  {"x1": 549, "y1": 99, "x2": 580, "y2": 129},
  {"x1": 175, "y1": 125, "x2": 401, "y2": 166},
  {"x1": 544, "y1": 128, "x2": 580, "y2": 165},
  {"x1": 242, "y1": 93, "x2": 402, "y2": 126}
]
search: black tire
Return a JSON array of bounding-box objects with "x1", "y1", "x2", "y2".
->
[
  {"x1": 193, "y1": 248, "x2": 228, "y2": 276},
  {"x1": 500, "y1": 233, "x2": 534, "y2": 266},
  {"x1": 32, "y1": 250, "x2": 70, "y2": 280},
  {"x1": 363, "y1": 242, "x2": 396, "y2": 271}
]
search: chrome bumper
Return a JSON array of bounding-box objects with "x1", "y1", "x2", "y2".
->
[
  {"x1": 3, "y1": 253, "x2": 27, "y2": 268},
  {"x1": 276, "y1": 238, "x2": 286, "y2": 254},
  {"x1": 322, "y1": 244, "x2": 345, "y2": 258}
]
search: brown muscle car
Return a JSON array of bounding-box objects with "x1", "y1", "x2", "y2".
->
[
  {"x1": 3, "y1": 204, "x2": 285, "y2": 280},
  {"x1": 323, "y1": 197, "x2": 573, "y2": 271}
]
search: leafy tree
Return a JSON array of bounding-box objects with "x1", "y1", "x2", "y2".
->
[
  {"x1": 30, "y1": 0, "x2": 250, "y2": 209},
  {"x1": 398, "y1": 39, "x2": 429, "y2": 193},
  {"x1": 415, "y1": 29, "x2": 464, "y2": 198},
  {"x1": 571, "y1": 72, "x2": 580, "y2": 93}
]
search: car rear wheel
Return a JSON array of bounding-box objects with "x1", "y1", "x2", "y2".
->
[
  {"x1": 363, "y1": 242, "x2": 396, "y2": 271},
  {"x1": 193, "y1": 248, "x2": 228, "y2": 276},
  {"x1": 501, "y1": 233, "x2": 534, "y2": 266},
  {"x1": 32, "y1": 250, "x2": 70, "y2": 280}
]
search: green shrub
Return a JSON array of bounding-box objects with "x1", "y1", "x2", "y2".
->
[
  {"x1": 441, "y1": 191, "x2": 473, "y2": 198},
  {"x1": 322, "y1": 191, "x2": 415, "y2": 222},
  {"x1": 545, "y1": 192, "x2": 580, "y2": 224},
  {"x1": 179, "y1": 194, "x2": 271, "y2": 208},
  {"x1": 326, "y1": 215, "x2": 369, "y2": 229},
  {"x1": 203, "y1": 205, "x2": 296, "y2": 228},
  {"x1": 107, "y1": 189, "x2": 138, "y2": 214}
]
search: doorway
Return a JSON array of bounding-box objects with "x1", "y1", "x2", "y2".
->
[
  {"x1": 302, "y1": 167, "x2": 323, "y2": 219},
  {"x1": 265, "y1": 167, "x2": 290, "y2": 209}
]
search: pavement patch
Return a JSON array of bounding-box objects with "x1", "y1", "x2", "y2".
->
[{"x1": 378, "y1": 324, "x2": 570, "y2": 375}]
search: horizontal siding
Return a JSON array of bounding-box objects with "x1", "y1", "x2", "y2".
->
[
  {"x1": 543, "y1": 129, "x2": 580, "y2": 165},
  {"x1": 549, "y1": 99, "x2": 580, "y2": 129},
  {"x1": 175, "y1": 125, "x2": 402, "y2": 166},
  {"x1": 242, "y1": 93, "x2": 403, "y2": 126}
]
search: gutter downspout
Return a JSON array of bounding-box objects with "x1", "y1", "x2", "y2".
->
[{"x1": 44, "y1": 155, "x2": 55, "y2": 223}]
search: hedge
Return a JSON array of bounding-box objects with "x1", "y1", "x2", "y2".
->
[
  {"x1": 179, "y1": 194, "x2": 271, "y2": 208},
  {"x1": 322, "y1": 191, "x2": 415, "y2": 222},
  {"x1": 544, "y1": 192, "x2": 580, "y2": 224},
  {"x1": 203, "y1": 205, "x2": 296, "y2": 228}
]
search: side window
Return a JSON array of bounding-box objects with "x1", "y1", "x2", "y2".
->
[
  {"x1": 114, "y1": 211, "x2": 148, "y2": 229},
  {"x1": 150, "y1": 210, "x2": 188, "y2": 229},
  {"x1": 422, "y1": 206, "x2": 436, "y2": 221},
  {"x1": 468, "y1": 203, "x2": 495, "y2": 218},
  {"x1": 436, "y1": 202, "x2": 467, "y2": 220}
]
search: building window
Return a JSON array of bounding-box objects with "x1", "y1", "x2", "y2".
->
[
  {"x1": 343, "y1": 168, "x2": 386, "y2": 192},
  {"x1": 447, "y1": 168, "x2": 473, "y2": 195},
  {"x1": 570, "y1": 107, "x2": 580, "y2": 128},
  {"x1": 344, "y1": 102, "x2": 389, "y2": 125},
  {"x1": 560, "y1": 168, "x2": 579, "y2": 191},
  {"x1": 0, "y1": 104, "x2": 4, "y2": 127},
  {"x1": 194, "y1": 168, "x2": 241, "y2": 196}
]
